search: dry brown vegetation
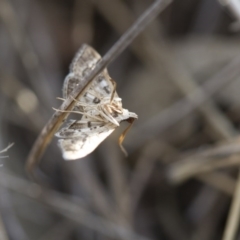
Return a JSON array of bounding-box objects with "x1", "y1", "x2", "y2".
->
[{"x1": 1, "y1": 0, "x2": 240, "y2": 239}]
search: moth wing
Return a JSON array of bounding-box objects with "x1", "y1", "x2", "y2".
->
[
  {"x1": 57, "y1": 122, "x2": 116, "y2": 160},
  {"x1": 55, "y1": 119, "x2": 105, "y2": 138},
  {"x1": 63, "y1": 44, "x2": 118, "y2": 105}
]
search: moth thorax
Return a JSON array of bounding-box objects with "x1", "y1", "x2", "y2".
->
[{"x1": 103, "y1": 105, "x2": 122, "y2": 120}]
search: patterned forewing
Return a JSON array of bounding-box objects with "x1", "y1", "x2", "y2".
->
[
  {"x1": 55, "y1": 119, "x2": 106, "y2": 138},
  {"x1": 63, "y1": 44, "x2": 100, "y2": 98},
  {"x1": 57, "y1": 120, "x2": 116, "y2": 160},
  {"x1": 63, "y1": 44, "x2": 118, "y2": 104}
]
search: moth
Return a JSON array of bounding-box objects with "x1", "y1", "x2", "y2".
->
[{"x1": 55, "y1": 44, "x2": 138, "y2": 160}]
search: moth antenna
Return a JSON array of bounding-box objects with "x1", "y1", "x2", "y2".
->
[
  {"x1": 118, "y1": 118, "x2": 135, "y2": 157},
  {"x1": 52, "y1": 108, "x2": 103, "y2": 121},
  {"x1": 58, "y1": 96, "x2": 95, "y2": 107}
]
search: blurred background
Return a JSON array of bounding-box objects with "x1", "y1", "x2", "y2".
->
[{"x1": 1, "y1": 0, "x2": 240, "y2": 239}]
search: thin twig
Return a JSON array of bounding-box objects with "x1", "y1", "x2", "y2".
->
[
  {"x1": 168, "y1": 154, "x2": 240, "y2": 184},
  {"x1": 167, "y1": 138, "x2": 240, "y2": 183},
  {"x1": 25, "y1": 0, "x2": 172, "y2": 175},
  {"x1": 222, "y1": 170, "x2": 240, "y2": 240},
  {"x1": 164, "y1": 138, "x2": 240, "y2": 186},
  {"x1": 192, "y1": 139, "x2": 240, "y2": 159}
]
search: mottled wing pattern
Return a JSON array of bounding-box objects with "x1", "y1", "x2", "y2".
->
[
  {"x1": 56, "y1": 119, "x2": 116, "y2": 160},
  {"x1": 63, "y1": 44, "x2": 118, "y2": 105},
  {"x1": 63, "y1": 44, "x2": 100, "y2": 98}
]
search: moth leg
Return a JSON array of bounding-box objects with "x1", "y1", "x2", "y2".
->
[
  {"x1": 57, "y1": 96, "x2": 88, "y2": 107},
  {"x1": 118, "y1": 118, "x2": 135, "y2": 157},
  {"x1": 100, "y1": 106, "x2": 119, "y2": 126},
  {"x1": 110, "y1": 78, "x2": 117, "y2": 103},
  {"x1": 56, "y1": 97, "x2": 66, "y2": 101}
]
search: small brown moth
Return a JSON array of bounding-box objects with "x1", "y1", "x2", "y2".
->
[{"x1": 55, "y1": 44, "x2": 137, "y2": 160}]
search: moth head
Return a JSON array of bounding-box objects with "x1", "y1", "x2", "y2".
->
[
  {"x1": 122, "y1": 109, "x2": 138, "y2": 120},
  {"x1": 111, "y1": 97, "x2": 122, "y2": 110}
]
